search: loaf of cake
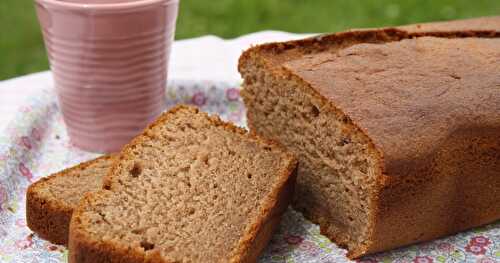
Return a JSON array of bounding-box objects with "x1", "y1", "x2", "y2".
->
[
  {"x1": 68, "y1": 105, "x2": 297, "y2": 263},
  {"x1": 239, "y1": 17, "x2": 500, "y2": 258},
  {"x1": 26, "y1": 155, "x2": 113, "y2": 245}
]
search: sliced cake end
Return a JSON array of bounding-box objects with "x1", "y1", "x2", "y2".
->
[
  {"x1": 69, "y1": 105, "x2": 297, "y2": 263},
  {"x1": 26, "y1": 155, "x2": 114, "y2": 245}
]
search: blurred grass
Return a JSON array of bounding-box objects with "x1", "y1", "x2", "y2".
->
[{"x1": 1, "y1": 0, "x2": 499, "y2": 80}]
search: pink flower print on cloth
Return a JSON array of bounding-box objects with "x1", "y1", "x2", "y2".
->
[
  {"x1": 15, "y1": 235, "x2": 34, "y2": 250},
  {"x1": 0, "y1": 184, "x2": 6, "y2": 211},
  {"x1": 20, "y1": 136, "x2": 32, "y2": 150},
  {"x1": 31, "y1": 128, "x2": 42, "y2": 141},
  {"x1": 284, "y1": 234, "x2": 304, "y2": 245},
  {"x1": 476, "y1": 257, "x2": 497, "y2": 263},
  {"x1": 191, "y1": 91, "x2": 207, "y2": 106},
  {"x1": 15, "y1": 219, "x2": 27, "y2": 227},
  {"x1": 44, "y1": 242, "x2": 61, "y2": 252},
  {"x1": 470, "y1": 236, "x2": 491, "y2": 247},
  {"x1": 19, "y1": 163, "x2": 33, "y2": 182},
  {"x1": 298, "y1": 240, "x2": 321, "y2": 257},
  {"x1": 413, "y1": 256, "x2": 433, "y2": 263},
  {"x1": 465, "y1": 243, "x2": 487, "y2": 255},
  {"x1": 437, "y1": 242, "x2": 454, "y2": 252},
  {"x1": 226, "y1": 88, "x2": 240, "y2": 101}
]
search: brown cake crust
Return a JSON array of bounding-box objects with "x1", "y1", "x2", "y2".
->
[
  {"x1": 69, "y1": 105, "x2": 298, "y2": 263},
  {"x1": 26, "y1": 155, "x2": 113, "y2": 245},
  {"x1": 397, "y1": 16, "x2": 500, "y2": 33},
  {"x1": 26, "y1": 190, "x2": 73, "y2": 245},
  {"x1": 239, "y1": 16, "x2": 500, "y2": 257}
]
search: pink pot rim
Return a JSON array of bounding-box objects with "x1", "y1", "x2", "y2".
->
[{"x1": 34, "y1": 0, "x2": 179, "y2": 12}]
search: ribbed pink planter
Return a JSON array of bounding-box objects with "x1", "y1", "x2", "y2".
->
[{"x1": 34, "y1": 0, "x2": 179, "y2": 153}]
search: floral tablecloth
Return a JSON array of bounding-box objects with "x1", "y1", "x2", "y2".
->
[
  {"x1": 0, "y1": 79, "x2": 499, "y2": 263},
  {"x1": 0, "y1": 32, "x2": 499, "y2": 263}
]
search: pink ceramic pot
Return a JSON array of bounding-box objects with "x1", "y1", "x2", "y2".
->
[{"x1": 34, "y1": 0, "x2": 179, "y2": 153}]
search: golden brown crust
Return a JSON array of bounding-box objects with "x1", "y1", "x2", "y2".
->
[
  {"x1": 238, "y1": 20, "x2": 499, "y2": 75},
  {"x1": 397, "y1": 16, "x2": 500, "y2": 33},
  {"x1": 26, "y1": 188, "x2": 73, "y2": 245},
  {"x1": 26, "y1": 155, "x2": 113, "y2": 245},
  {"x1": 70, "y1": 105, "x2": 298, "y2": 263},
  {"x1": 239, "y1": 17, "x2": 500, "y2": 258},
  {"x1": 368, "y1": 127, "x2": 500, "y2": 255}
]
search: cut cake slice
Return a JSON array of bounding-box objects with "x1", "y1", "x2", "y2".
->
[
  {"x1": 69, "y1": 105, "x2": 297, "y2": 263},
  {"x1": 26, "y1": 155, "x2": 114, "y2": 245}
]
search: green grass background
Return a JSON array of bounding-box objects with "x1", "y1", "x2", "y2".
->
[{"x1": 1, "y1": 0, "x2": 499, "y2": 80}]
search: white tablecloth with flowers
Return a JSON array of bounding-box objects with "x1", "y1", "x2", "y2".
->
[{"x1": 0, "y1": 32, "x2": 498, "y2": 263}]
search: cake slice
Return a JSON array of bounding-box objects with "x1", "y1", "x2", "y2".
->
[
  {"x1": 26, "y1": 155, "x2": 114, "y2": 245},
  {"x1": 68, "y1": 105, "x2": 297, "y2": 263},
  {"x1": 239, "y1": 18, "x2": 500, "y2": 257}
]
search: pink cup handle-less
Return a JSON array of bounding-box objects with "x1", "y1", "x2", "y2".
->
[{"x1": 34, "y1": 0, "x2": 179, "y2": 153}]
